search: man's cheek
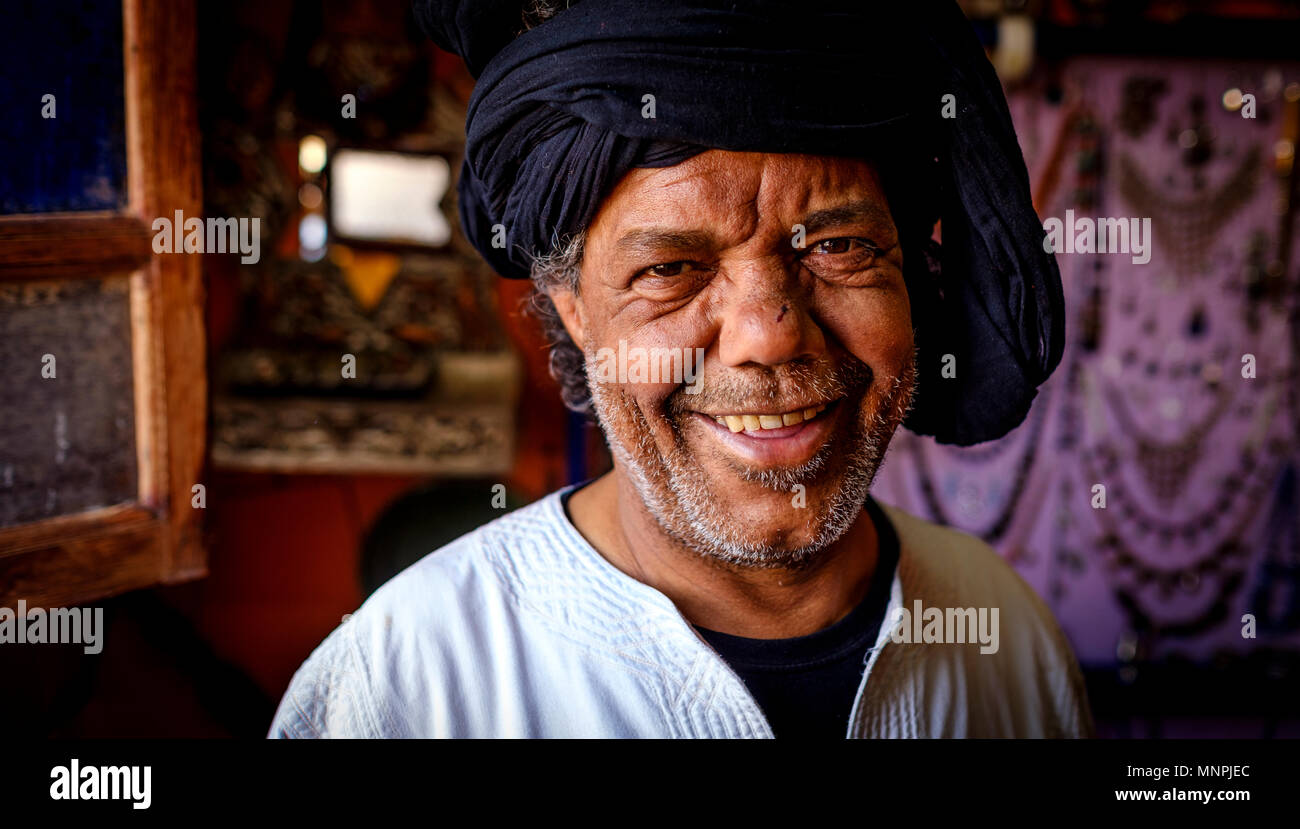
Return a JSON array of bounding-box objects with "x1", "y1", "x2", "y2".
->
[
  {"x1": 821, "y1": 291, "x2": 911, "y2": 345},
  {"x1": 614, "y1": 381, "x2": 678, "y2": 437}
]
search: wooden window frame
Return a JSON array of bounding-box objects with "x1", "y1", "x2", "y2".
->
[{"x1": 0, "y1": 0, "x2": 206, "y2": 607}]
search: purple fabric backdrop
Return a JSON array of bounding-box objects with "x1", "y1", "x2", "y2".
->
[{"x1": 872, "y1": 57, "x2": 1300, "y2": 667}]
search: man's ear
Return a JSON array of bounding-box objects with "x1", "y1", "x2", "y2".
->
[{"x1": 549, "y1": 286, "x2": 587, "y2": 351}]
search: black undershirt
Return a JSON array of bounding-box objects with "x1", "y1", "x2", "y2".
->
[{"x1": 693, "y1": 497, "x2": 900, "y2": 738}]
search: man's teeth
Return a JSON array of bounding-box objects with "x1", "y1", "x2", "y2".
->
[{"x1": 715, "y1": 405, "x2": 827, "y2": 433}]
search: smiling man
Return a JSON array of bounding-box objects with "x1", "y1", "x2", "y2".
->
[{"x1": 269, "y1": 0, "x2": 1093, "y2": 738}]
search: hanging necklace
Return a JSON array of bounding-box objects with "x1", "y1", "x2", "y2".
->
[
  {"x1": 1116, "y1": 146, "x2": 1260, "y2": 275},
  {"x1": 1086, "y1": 378, "x2": 1283, "y2": 549},
  {"x1": 1083, "y1": 454, "x2": 1268, "y2": 640},
  {"x1": 1083, "y1": 435, "x2": 1278, "y2": 551},
  {"x1": 1102, "y1": 382, "x2": 1233, "y2": 504}
]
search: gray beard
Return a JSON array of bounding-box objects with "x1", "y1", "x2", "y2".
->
[{"x1": 586, "y1": 349, "x2": 917, "y2": 570}]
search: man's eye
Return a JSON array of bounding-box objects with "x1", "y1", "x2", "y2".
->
[
  {"x1": 645, "y1": 261, "x2": 691, "y2": 277},
  {"x1": 632, "y1": 260, "x2": 711, "y2": 295},
  {"x1": 640, "y1": 260, "x2": 715, "y2": 281},
  {"x1": 809, "y1": 237, "x2": 880, "y2": 256}
]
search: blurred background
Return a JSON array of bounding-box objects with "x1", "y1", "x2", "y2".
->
[{"x1": 0, "y1": 0, "x2": 1297, "y2": 738}]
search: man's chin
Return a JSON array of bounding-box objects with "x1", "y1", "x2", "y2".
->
[
  {"x1": 706, "y1": 464, "x2": 834, "y2": 506},
  {"x1": 676, "y1": 517, "x2": 858, "y2": 571},
  {"x1": 652, "y1": 465, "x2": 862, "y2": 566},
  {"x1": 706, "y1": 517, "x2": 846, "y2": 561}
]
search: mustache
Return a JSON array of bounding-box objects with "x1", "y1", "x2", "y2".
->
[{"x1": 665, "y1": 355, "x2": 874, "y2": 417}]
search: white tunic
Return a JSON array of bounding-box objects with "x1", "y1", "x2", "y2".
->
[{"x1": 269, "y1": 485, "x2": 1093, "y2": 738}]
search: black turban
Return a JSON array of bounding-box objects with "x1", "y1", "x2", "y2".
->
[{"x1": 414, "y1": 0, "x2": 1065, "y2": 445}]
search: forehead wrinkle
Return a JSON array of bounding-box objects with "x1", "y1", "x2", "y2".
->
[
  {"x1": 748, "y1": 157, "x2": 887, "y2": 244},
  {"x1": 648, "y1": 154, "x2": 763, "y2": 225},
  {"x1": 606, "y1": 174, "x2": 757, "y2": 237}
]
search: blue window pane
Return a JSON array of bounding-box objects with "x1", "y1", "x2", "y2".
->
[{"x1": 0, "y1": 0, "x2": 127, "y2": 214}]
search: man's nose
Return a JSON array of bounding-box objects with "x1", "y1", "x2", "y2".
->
[{"x1": 715, "y1": 261, "x2": 825, "y2": 367}]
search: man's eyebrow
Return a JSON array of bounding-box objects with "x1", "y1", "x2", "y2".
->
[
  {"x1": 613, "y1": 200, "x2": 892, "y2": 254},
  {"x1": 800, "y1": 199, "x2": 894, "y2": 236},
  {"x1": 615, "y1": 228, "x2": 717, "y2": 254}
]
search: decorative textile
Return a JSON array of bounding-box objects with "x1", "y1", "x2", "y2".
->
[{"x1": 872, "y1": 58, "x2": 1300, "y2": 667}]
